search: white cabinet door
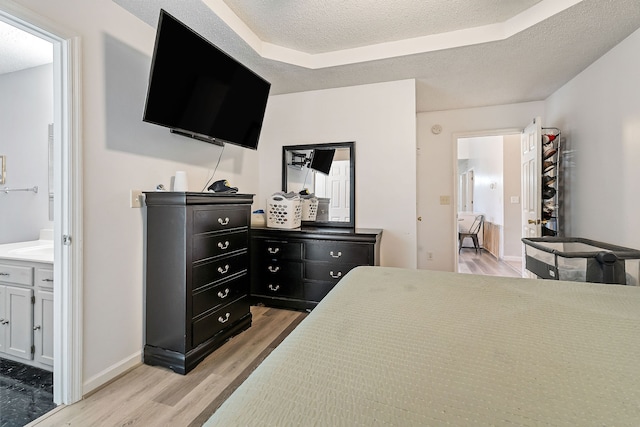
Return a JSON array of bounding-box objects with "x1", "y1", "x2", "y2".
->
[
  {"x1": 3, "y1": 285, "x2": 34, "y2": 360},
  {"x1": 0, "y1": 286, "x2": 5, "y2": 353},
  {"x1": 34, "y1": 289, "x2": 54, "y2": 366}
]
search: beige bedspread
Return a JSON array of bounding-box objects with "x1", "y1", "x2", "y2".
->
[{"x1": 205, "y1": 266, "x2": 640, "y2": 426}]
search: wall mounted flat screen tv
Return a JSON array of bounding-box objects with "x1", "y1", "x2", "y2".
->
[
  {"x1": 143, "y1": 9, "x2": 271, "y2": 150},
  {"x1": 309, "y1": 149, "x2": 336, "y2": 175}
]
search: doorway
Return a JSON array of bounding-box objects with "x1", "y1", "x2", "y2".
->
[
  {"x1": 0, "y1": 3, "x2": 82, "y2": 410},
  {"x1": 454, "y1": 131, "x2": 522, "y2": 276}
]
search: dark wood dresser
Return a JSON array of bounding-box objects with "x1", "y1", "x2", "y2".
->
[
  {"x1": 143, "y1": 192, "x2": 253, "y2": 374},
  {"x1": 250, "y1": 226, "x2": 382, "y2": 311}
]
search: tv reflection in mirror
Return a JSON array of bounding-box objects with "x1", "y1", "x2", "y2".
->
[
  {"x1": 309, "y1": 149, "x2": 335, "y2": 174},
  {"x1": 283, "y1": 142, "x2": 355, "y2": 228}
]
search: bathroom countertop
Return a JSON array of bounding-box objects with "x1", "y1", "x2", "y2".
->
[{"x1": 0, "y1": 239, "x2": 54, "y2": 264}]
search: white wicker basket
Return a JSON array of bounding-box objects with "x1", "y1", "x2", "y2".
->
[
  {"x1": 267, "y1": 195, "x2": 302, "y2": 229},
  {"x1": 302, "y1": 197, "x2": 319, "y2": 221}
]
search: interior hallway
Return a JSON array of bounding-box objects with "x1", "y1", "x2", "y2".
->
[{"x1": 458, "y1": 249, "x2": 521, "y2": 278}]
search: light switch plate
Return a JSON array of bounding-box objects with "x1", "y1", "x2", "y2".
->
[
  {"x1": 130, "y1": 190, "x2": 143, "y2": 208},
  {"x1": 439, "y1": 195, "x2": 451, "y2": 205},
  {"x1": 510, "y1": 196, "x2": 520, "y2": 204}
]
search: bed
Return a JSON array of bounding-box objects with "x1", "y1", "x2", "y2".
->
[{"x1": 205, "y1": 266, "x2": 640, "y2": 425}]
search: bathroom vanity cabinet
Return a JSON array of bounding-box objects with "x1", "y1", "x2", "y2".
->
[
  {"x1": 0, "y1": 260, "x2": 54, "y2": 371},
  {"x1": 143, "y1": 192, "x2": 253, "y2": 374}
]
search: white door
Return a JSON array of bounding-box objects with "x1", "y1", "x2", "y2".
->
[
  {"x1": 317, "y1": 160, "x2": 350, "y2": 221},
  {"x1": 521, "y1": 117, "x2": 542, "y2": 276}
]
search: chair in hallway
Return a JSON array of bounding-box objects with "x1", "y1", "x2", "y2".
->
[{"x1": 459, "y1": 214, "x2": 484, "y2": 253}]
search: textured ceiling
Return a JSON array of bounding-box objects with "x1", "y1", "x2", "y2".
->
[
  {"x1": 0, "y1": 19, "x2": 53, "y2": 75},
  {"x1": 2, "y1": 0, "x2": 626, "y2": 114},
  {"x1": 222, "y1": 0, "x2": 543, "y2": 54},
  {"x1": 114, "y1": 0, "x2": 640, "y2": 112}
]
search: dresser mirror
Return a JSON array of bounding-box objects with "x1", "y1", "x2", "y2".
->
[{"x1": 282, "y1": 141, "x2": 355, "y2": 228}]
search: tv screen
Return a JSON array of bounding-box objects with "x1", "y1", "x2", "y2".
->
[
  {"x1": 143, "y1": 10, "x2": 271, "y2": 150},
  {"x1": 309, "y1": 149, "x2": 335, "y2": 175}
]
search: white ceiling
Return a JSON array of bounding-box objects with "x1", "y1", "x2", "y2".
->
[
  {"x1": 4, "y1": 1, "x2": 639, "y2": 112},
  {"x1": 113, "y1": 0, "x2": 640, "y2": 112},
  {"x1": 223, "y1": 0, "x2": 544, "y2": 54},
  {"x1": 0, "y1": 19, "x2": 52, "y2": 75}
]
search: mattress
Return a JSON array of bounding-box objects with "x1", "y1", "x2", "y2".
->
[{"x1": 205, "y1": 266, "x2": 640, "y2": 426}]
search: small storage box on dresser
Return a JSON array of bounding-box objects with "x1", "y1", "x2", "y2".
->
[{"x1": 143, "y1": 192, "x2": 253, "y2": 374}]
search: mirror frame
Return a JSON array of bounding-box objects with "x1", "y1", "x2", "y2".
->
[{"x1": 282, "y1": 141, "x2": 355, "y2": 228}]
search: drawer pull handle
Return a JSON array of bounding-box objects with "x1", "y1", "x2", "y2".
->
[
  {"x1": 34, "y1": 325, "x2": 41, "y2": 331},
  {"x1": 218, "y1": 288, "x2": 230, "y2": 298},
  {"x1": 42, "y1": 278, "x2": 54, "y2": 282},
  {"x1": 0, "y1": 272, "x2": 9, "y2": 276},
  {"x1": 0, "y1": 319, "x2": 8, "y2": 325},
  {"x1": 268, "y1": 265, "x2": 280, "y2": 273},
  {"x1": 329, "y1": 251, "x2": 342, "y2": 258},
  {"x1": 330, "y1": 271, "x2": 342, "y2": 279},
  {"x1": 268, "y1": 247, "x2": 280, "y2": 254},
  {"x1": 218, "y1": 217, "x2": 230, "y2": 226},
  {"x1": 218, "y1": 241, "x2": 230, "y2": 250},
  {"x1": 218, "y1": 264, "x2": 230, "y2": 274},
  {"x1": 268, "y1": 284, "x2": 280, "y2": 292},
  {"x1": 218, "y1": 313, "x2": 230, "y2": 323}
]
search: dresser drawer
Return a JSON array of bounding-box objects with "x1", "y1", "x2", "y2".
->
[
  {"x1": 192, "y1": 253, "x2": 248, "y2": 290},
  {"x1": 251, "y1": 264, "x2": 304, "y2": 299},
  {"x1": 304, "y1": 241, "x2": 372, "y2": 264},
  {"x1": 192, "y1": 296, "x2": 250, "y2": 348},
  {"x1": 253, "y1": 240, "x2": 302, "y2": 260},
  {"x1": 192, "y1": 275, "x2": 247, "y2": 317},
  {"x1": 193, "y1": 206, "x2": 249, "y2": 234},
  {"x1": 0, "y1": 263, "x2": 34, "y2": 286},
  {"x1": 304, "y1": 280, "x2": 337, "y2": 303},
  {"x1": 255, "y1": 260, "x2": 303, "y2": 281},
  {"x1": 35, "y1": 268, "x2": 54, "y2": 289},
  {"x1": 252, "y1": 281, "x2": 304, "y2": 299},
  {"x1": 304, "y1": 262, "x2": 359, "y2": 284},
  {"x1": 193, "y1": 230, "x2": 248, "y2": 262}
]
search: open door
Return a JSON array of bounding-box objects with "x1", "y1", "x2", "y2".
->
[{"x1": 521, "y1": 117, "x2": 542, "y2": 277}]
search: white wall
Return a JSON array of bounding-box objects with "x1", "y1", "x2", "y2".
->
[
  {"x1": 258, "y1": 80, "x2": 418, "y2": 268},
  {"x1": 460, "y1": 136, "x2": 503, "y2": 225},
  {"x1": 503, "y1": 134, "x2": 522, "y2": 259},
  {"x1": 417, "y1": 101, "x2": 545, "y2": 271},
  {"x1": 545, "y1": 27, "x2": 640, "y2": 250},
  {"x1": 9, "y1": 0, "x2": 261, "y2": 394},
  {"x1": 0, "y1": 64, "x2": 53, "y2": 244}
]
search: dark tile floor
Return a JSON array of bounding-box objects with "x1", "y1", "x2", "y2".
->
[{"x1": 0, "y1": 358, "x2": 56, "y2": 427}]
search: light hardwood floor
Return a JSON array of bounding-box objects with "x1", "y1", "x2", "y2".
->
[
  {"x1": 458, "y1": 249, "x2": 522, "y2": 278},
  {"x1": 28, "y1": 306, "x2": 306, "y2": 427}
]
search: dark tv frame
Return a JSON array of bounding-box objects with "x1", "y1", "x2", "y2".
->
[{"x1": 143, "y1": 9, "x2": 271, "y2": 150}]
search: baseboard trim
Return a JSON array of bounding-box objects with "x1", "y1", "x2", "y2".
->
[
  {"x1": 82, "y1": 351, "x2": 142, "y2": 396},
  {"x1": 502, "y1": 256, "x2": 522, "y2": 262}
]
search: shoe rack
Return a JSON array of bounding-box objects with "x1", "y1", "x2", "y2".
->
[{"x1": 541, "y1": 128, "x2": 561, "y2": 236}]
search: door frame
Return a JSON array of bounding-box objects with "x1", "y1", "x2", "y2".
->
[
  {"x1": 452, "y1": 128, "x2": 521, "y2": 271},
  {"x1": 0, "y1": 1, "x2": 83, "y2": 405}
]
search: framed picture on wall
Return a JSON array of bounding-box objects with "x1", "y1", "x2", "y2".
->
[{"x1": 0, "y1": 155, "x2": 5, "y2": 185}]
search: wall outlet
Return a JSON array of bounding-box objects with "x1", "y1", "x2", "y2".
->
[{"x1": 130, "y1": 190, "x2": 144, "y2": 208}]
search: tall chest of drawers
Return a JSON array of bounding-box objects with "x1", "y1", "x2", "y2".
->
[
  {"x1": 251, "y1": 227, "x2": 382, "y2": 311},
  {"x1": 144, "y1": 192, "x2": 253, "y2": 374}
]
